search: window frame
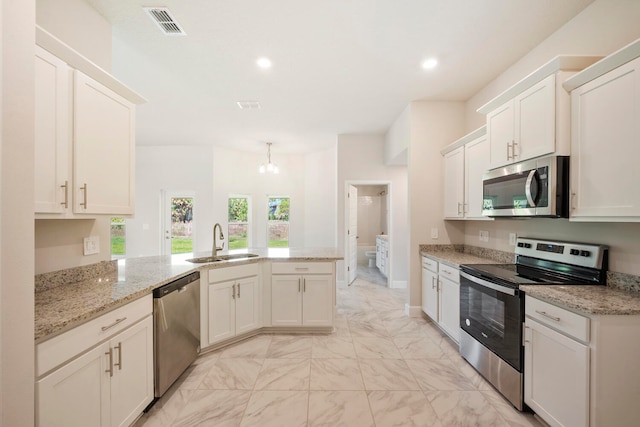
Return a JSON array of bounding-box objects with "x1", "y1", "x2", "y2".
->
[
  {"x1": 228, "y1": 194, "x2": 251, "y2": 250},
  {"x1": 267, "y1": 195, "x2": 290, "y2": 248}
]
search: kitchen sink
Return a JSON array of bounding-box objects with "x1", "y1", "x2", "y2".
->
[{"x1": 186, "y1": 253, "x2": 260, "y2": 263}]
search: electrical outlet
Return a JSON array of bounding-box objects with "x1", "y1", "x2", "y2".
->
[
  {"x1": 479, "y1": 230, "x2": 489, "y2": 242},
  {"x1": 83, "y1": 236, "x2": 100, "y2": 255},
  {"x1": 509, "y1": 233, "x2": 517, "y2": 246},
  {"x1": 431, "y1": 227, "x2": 439, "y2": 239}
]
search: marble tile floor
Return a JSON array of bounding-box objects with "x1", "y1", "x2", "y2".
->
[
  {"x1": 135, "y1": 277, "x2": 543, "y2": 427},
  {"x1": 354, "y1": 262, "x2": 388, "y2": 287}
]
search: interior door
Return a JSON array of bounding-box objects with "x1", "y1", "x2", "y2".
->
[{"x1": 347, "y1": 185, "x2": 358, "y2": 285}]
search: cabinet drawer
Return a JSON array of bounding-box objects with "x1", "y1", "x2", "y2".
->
[
  {"x1": 271, "y1": 262, "x2": 333, "y2": 275},
  {"x1": 439, "y1": 264, "x2": 459, "y2": 282},
  {"x1": 209, "y1": 263, "x2": 260, "y2": 283},
  {"x1": 421, "y1": 256, "x2": 438, "y2": 273},
  {"x1": 36, "y1": 294, "x2": 152, "y2": 377},
  {"x1": 526, "y1": 296, "x2": 589, "y2": 343}
]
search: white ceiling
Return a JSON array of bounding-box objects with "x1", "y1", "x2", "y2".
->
[{"x1": 85, "y1": 0, "x2": 594, "y2": 154}]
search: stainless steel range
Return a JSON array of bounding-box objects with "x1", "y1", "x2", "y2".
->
[{"x1": 459, "y1": 237, "x2": 608, "y2": 410}]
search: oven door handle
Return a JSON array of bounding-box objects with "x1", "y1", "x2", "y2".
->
[{"x1": 460, "y1": 271, "x2": 517, "y2": 296}]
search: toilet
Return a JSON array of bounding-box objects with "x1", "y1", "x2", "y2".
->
[{"x1": 365, "y1": 251, "x2": 376, "y2": 267}]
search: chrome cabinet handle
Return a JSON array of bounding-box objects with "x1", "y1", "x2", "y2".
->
[
  {"x1": 506, "y1": 142, "x2": 512, "y2": 160},
  {"x1": 101, "y1": 317, "x2": 127, "y2": 332},
  {"x1": 295, "y1": 267, "x2": 309, "y2": 271},
  {"x1": 298, "y1": 278, "x2": 301, "y2": 292},
  {"x1": 80, "y1": 183, "x2": 88, "y2": 208},
  {"x1": 303, "y1": 277, "x2": 306, "y2": 292},
  {"x1": 442, "y1": 270, "x2": 452, "y2": 275},
  {"x1": 457, "y1": 202, "x2": 462, "y2": 215},
  {"x1": 535, "y1": 310, "x2": 561, "y2": 322},
  {"x1": 114, "y1": 342, "x2": 122, "y2": 371},
  {"x1": 238, "y1": 283, "x2": 241, "y2": 298},
  {"x1": 571, "y1": 192, "x2": 576, "y2": 211},
  {"x1": 523, "y1": 324, "x2": 530, "y2": 345},
  {"x1": 105, "y1": 347, "x2": 114, "y2": 377},
  {"x1": 232, "y1": 283, "x2": 236, "y2": 299},
  {"x1": 60, "y1": 180, "x2": 69, "y2": 208},
  {"x1": 431, "y1": 276, "x2": 436, "y2": 289},
  {"x1": 512, "y1": 141, "x2": 518, "y2": 159}
]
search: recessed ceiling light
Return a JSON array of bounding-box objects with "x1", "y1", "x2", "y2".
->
[
  {"x1": 421, "y1": 58, "x2": 438, "y2": 70},
  {"x1": 256, "y1": 57, "x2": 272, "y2": 69}
]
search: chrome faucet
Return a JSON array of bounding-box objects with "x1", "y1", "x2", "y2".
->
[{"x1": 212, "y1": 223, "x2": 225, "y2": 256}]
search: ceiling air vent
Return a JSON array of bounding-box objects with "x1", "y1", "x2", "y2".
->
[
  {"x1": 236, "y1": 101, "x2": 262, "y2": 110},
  {"x1": 144, "y1": 7, "x2": 186, "y2": 36}
]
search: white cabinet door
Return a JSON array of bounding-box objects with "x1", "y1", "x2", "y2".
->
[
  {"x1": 110, "y1": 316, "x2": 154, "y2": 427},
  {"x1": 515, "y1": 74, "x2": 556, "y2": 162},
  {"x1": 35, "y1": 47, "x2": 72, "y2": 214},
  {"x1": 438, "y1": 276, "x2": 460, "y2": 343},
  {"x1": 464, "y1": 136, "x2": 489, "y2": 218},
  {"x1": 570, "y1": 56, "x2": 640, "y2": 220},
  {"x1": 524, "y1": 317, "x2": 589, "y2": 427},
  {"x1": 421, "y1": 267, "x2": 439, "y2": 321},
  {"x1": 208, "y1": 280, "x2": 236, "y2": 344},
  {"x1": 271, "y1": 275, "x2": 303, "y2": 326},
  {"x1": 302, "y1": 275, "x2": 333, "y2": 326},
  {"x1": 443, "y1": 146, "x2": 464, "y2": 218},
  {"x1": 235, "y1": 276, "x2": 261, "y2": 335},
  {"x1": 74, "y1": 71, "x2": 135, "y2": 215},
  {"x1": 487, "y1": 101, "x2": 515, "y2": 169},
  {"x1": 37, "y1": 342, "x2": 110, "y2": 427}
]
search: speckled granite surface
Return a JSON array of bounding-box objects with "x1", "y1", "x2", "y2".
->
[
  {"x1": 35, "y1": 248, "x2": 342, "y2": 343},
  {"x1": 419, "y1": 245, "x2": 514, "y2": 267},
  {"x1": 521, "y1": 285, "x2": 640, "y2": 316}
]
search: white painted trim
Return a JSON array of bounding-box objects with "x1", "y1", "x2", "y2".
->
[
  {"x1": 440, "y1": 125, "x2": 486, "y2": 155},
  {"x1": 477, "y1": 55, "x2": 602, "y2": 114},
  {"x1": 564, "y1": 38, "x2": 640, "y2": 92},
  {"x1": 36, "y1": 26, "x2": 146, "y2": 104},
  {"x1": 390, "y1": 280, "x2": 407, "y2": 289},
  {"x1": 405, "y1": 303, "x2": 423, "y2": 318}
]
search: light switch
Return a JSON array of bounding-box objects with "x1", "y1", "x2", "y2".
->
[
  {"x1": 431, "y1": 228, "x2": 439, "y2": 239},
  {"x1": 83, "y1": 236, "x2": 100, "y2": 255}
]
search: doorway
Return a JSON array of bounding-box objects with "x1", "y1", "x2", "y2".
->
[
  {"x1": 162, "y1": 191, "x2": 195, "y2": 255},
  {"x1": 345, "y1": 182, "x2": 390, "y2": 287}
]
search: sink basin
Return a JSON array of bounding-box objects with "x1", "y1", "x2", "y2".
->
[{"x1": 186, "y1": 253, "x2": 260, "y2": 263}]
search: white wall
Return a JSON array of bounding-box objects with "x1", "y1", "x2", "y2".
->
[
  {"x1": 129, "y1": 144, "x2": 336, "y2": 257},
  {"x1": 385, "y1": 105, "x2": 410, "y2": 165},
  {"x1": 36, "y1": 0, "x2": 112, "y2": 71},
  {"x1": 408, "y1": 101, "x2": 466, "y2": 310},
  {"x1": 461, "y1": 0, "x2": 640, "y2": 277},
  {"x1": 337, "y1": 134, "x2": 408, "y2": 287},
  {"x1": 1, "y1": 0, "x2": 36, "y2": 424}
]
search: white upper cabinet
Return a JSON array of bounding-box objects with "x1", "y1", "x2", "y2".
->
[
  {"x1": 74, "y1": 71, "x2": 135, "y2": 215},
  {"x1": 479, "y1": 56, "x2": 602, "y2": 170},
  {"x1": 441, "y1": 126, "x2": 491, "y2": 220},
  {"x1": 564, "y1": 40, "x2": 640, "y2": 221},
  {"x1": 35, "y1": 46, "x2": 72, "y2": 214},
  {"x1": 34, "y1": 27, "x2": 145, "y2": 217}
]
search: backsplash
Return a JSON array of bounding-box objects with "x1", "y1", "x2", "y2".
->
[
  {"x1": 419, "y1": 244, "x2": 640, "y2": 294},
  {"x1": 35, "y1": 260, "x2": 117, "y2": 293}
]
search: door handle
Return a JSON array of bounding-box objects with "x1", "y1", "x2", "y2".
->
[{"x1": 525, "y1": 170, "x2": 538, "y2": 207}]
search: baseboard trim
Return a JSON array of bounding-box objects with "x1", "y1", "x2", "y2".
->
[
  {"x1": 337, "y1": 280, "x2": 347, "y2": 288},
  {"x1": 405, "y1": 304, "x2": 423, "y2": 318},
  {"x1": 390, "y1": 280, "x2": 407, "y2": 289}
]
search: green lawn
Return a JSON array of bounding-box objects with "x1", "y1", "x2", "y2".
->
[
  {"x1": 229, "y1": 237, "x2": 248, "y2": 250},
  {"x1": 111, "y1": 236, "x2": 125, "y2": 255},
  {"x1": 172, "y1": 238, "x2": 193, "y2": 254},
  {"x1": 268, "y1": 239, "x2": 289, "y2": 248}
]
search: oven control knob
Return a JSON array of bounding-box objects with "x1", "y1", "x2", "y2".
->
[
  {"x1": 524, "y1": 243, "x2": 532, "y2": 249},
  {"x1": 570, "y1": 249, "x2": 580, "y2": 255},
  {"x1": 517, "y1": 242, "x2": 524, "y2": 248},
  {"x1": 580, "y1": 250, "x2": 591, "y2": 257}
]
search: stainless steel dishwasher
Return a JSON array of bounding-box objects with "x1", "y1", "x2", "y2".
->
[{"x1": 153, "y1": 271, "x2": 200, "y2": 397}]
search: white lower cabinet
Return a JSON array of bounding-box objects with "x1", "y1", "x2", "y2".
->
[
  {"x1": 271, "y1": 262, "x2": 334, "y2": 327},
  {"x1": 421, "y1": 256, "x2": 460, "y2": 343},
  {"x1": 524, "y1": 314, "x2": 589, "y2": 427},
  {"x1": 204, "y1": 264, "x2": 261, "y2": 347},
  {"x1": 524, "y1": 295, "x2": 640, "y2": 427},
  {"x1": 36, "y1": 296, "x2": 153, "y2": 427}
]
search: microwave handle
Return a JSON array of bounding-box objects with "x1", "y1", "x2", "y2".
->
[{"x1": 525, "y1": 170, "x2": 538, "y2": 207}]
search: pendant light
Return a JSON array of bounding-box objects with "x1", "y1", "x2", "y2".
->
[{"x1": 259, "y1": 142, "x2": 279, "y2": 174}]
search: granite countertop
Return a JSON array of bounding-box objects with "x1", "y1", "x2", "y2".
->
[
  {"x1": 35, "y1": 248, "x2": 343, "y2": 343},
  {"x1": 420, "y1": 248, "x2": 502, "y2": 268},
  {"x1": 521, "y1": 285, "x2": 640, "y2": 316}
]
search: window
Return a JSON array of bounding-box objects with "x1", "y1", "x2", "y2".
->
[
  {"x1": 228, "y1": 196, "x2": 249, "y2": 249},
  {"x1": 110, "y1": 217, "x2": 125, "y2": 258},
  {"x1": 268, "y1": 197, "x2": 290, "y2": 248}
]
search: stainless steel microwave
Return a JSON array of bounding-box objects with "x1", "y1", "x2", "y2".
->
[{"x1": 482, "y1": 155, "x2": 569, "y2": 218}]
